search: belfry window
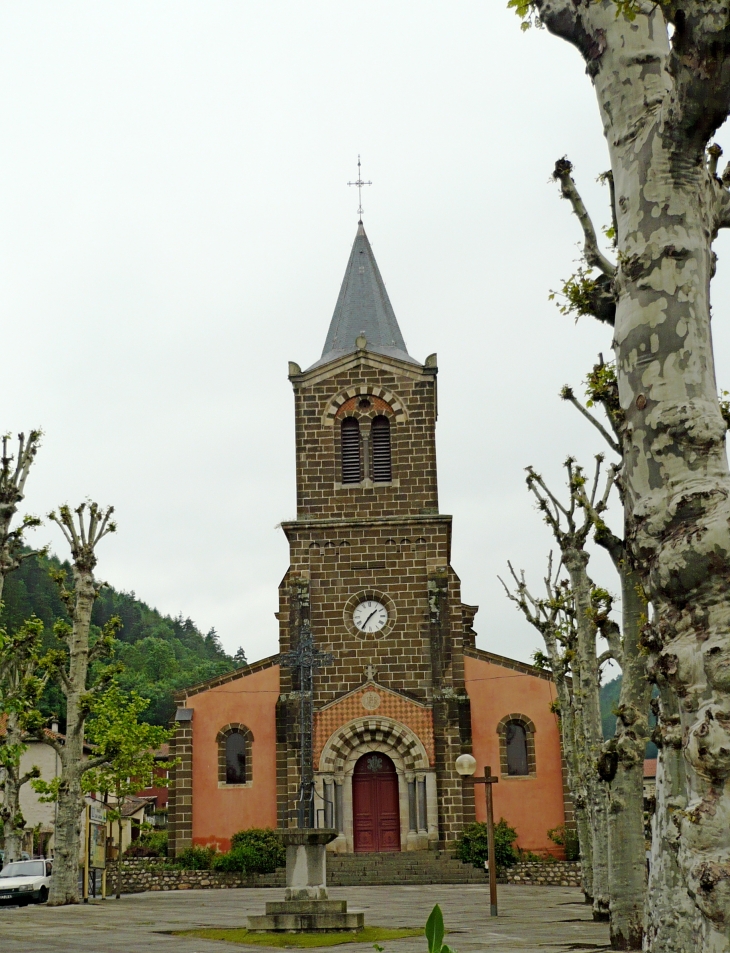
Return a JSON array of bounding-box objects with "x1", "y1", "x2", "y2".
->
[
  {"x1": 505, "y1": 721, "x2": 529, "y2": 776},
  {"x1": 341, "y1": 417, "x2": 362, "y2": 483},
  {"x1": 371, "y1": 415, "x2": 391, "y2": 482}
]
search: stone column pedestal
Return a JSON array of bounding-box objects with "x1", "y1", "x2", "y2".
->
[{"x1": 247, "y1": 829, "x2": 365, "y2": 933}]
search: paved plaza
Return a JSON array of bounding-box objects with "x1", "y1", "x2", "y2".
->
[{"x1": 0, "y1": 884, "x2": 610, "y2": 952}]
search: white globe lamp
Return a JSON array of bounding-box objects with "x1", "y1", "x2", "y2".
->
[{"x1": 455, "y1": 753, "x2": 477, "y2": 777}]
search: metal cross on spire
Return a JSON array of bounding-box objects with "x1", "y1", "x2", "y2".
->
[{"x1": 347, "y1": 155, "x2": 372, "y2": 222}]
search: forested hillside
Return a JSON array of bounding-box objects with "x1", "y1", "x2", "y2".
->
[{"x1": 0, "y1": 553, "x2": 241, "y2": 726}]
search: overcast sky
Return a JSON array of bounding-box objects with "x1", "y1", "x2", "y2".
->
[{"x1": 3, "y1": 3, "x2": 730, "y2": 667}]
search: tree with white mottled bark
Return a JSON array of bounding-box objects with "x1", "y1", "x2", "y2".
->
[
  {"x1": 34, "y1": 503, "x2": 119, "y2": 905},
  {"x1": 512, "y1": 458, "x2": 615, "y2": 921},
  {"x1": 501, "y1": 558, "x2": 596, "y2": 902},
  {"x1": 0, "y1": 618, "x2": 47, "y2": 864},
  {"x1": 0, "y1": 431, "x2": 44, "y2": 864},
  {"x1": 560, "y1": 367, "x2": 650, "y2": 950},
  {"x1": 0, "y1": 432, "x2": 41, "y2": 602},
  {"x1": 507, "y1": 2, "x2": 730, "y2": 946}
]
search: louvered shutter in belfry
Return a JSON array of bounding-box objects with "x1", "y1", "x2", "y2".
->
[
  {"x1": 341, "y1": 417, "x2": 362, "y2": 483},
  {"x1": 371, "y1": 415, "x2": 392, "y2": 482}
]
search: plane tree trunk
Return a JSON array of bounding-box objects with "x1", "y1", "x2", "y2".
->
[
  {"x1": 501, "y1": 560, "x2": 594, "y2": 901},
  {"x1": 562, "y1": 546, "x2": 610, "y2": 920},
  {"x1": 0, "y1": 434, "x2": 42, "y2": 863},
  {"x1": 1, "y1": 713, "x2": 31, "y2": 864},
  {"x1": 644, "y1": 684, "x2": 701, "y2": 952},
  {"x1": 523, "y1": 2, "x2": 730, "y2": 946},
  {"x1": 42, "y1": 503, "x2": 117, "y2": 906},
  {"x1": 509, "y1": 459, "x2": 617, "y2": 920}
]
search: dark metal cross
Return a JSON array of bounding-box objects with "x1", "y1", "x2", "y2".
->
[
  {"x1": 473, "y1": 765, "x2": 500, "y2": 916},
  {"x1": 347, "y1": 155, "x2": 372, "y2": 222},
  {"x1": 278, "y1": 619, "x2": 333, "y2": 827}
]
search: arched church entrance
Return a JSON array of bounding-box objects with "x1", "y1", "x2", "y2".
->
[
  {"x1": 352, "y1": 752, "x2": 400, "y2": 852},
  {"x1": 316, "y1": 715, "x2": 438, "y2": 853}
]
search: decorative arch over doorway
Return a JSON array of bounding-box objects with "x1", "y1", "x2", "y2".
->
[{"x1": 315, "y1": 716, "x2": 437, "y2": 853}]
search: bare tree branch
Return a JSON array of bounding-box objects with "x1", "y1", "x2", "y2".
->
[
  {"x1": 553, "y1": 158, "x2": 616, "y2": 278},
  {"x1": 560, "y1": 386, "x2": 621, "y2": 453}
]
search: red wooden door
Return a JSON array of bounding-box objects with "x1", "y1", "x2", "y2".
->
[{"x1": 353, "y1": 752, "x2": 401, "y2": 852}]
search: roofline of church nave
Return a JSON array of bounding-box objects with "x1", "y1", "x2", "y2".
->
[{"x1": 173, "y1": 644, "x2": 555, "y2": 704}]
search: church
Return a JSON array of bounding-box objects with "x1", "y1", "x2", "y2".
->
[{"x1": 168, "y1": 223, "x2": 570, "y2": 857}]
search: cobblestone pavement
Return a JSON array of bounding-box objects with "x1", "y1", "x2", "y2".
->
[{"x1": 0, "y1": 884, "x2": 610, "y2": 952}]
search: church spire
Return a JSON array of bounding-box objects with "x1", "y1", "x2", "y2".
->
[{"x1": 310, "y1": 223, "x2": 418, "y2": 371}]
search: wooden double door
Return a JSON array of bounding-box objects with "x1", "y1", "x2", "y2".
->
[{"x1": 352, "y1": 752, "x2": 401, "y2": 852}]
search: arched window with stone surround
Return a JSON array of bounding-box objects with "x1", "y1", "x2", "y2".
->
[
  {"x1": 217, "y1": 724, "x2": 253, "y2": 786},
  {"x1": 497, "y1": 714, "x2": 536, "y2": 777},
  {"x1": 341, "y1": 417, "x2": 362, "y2": 484}
]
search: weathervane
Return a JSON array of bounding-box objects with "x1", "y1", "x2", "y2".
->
[{"x1": 348, "y1": 155, "x2": 372, "y2": 222}]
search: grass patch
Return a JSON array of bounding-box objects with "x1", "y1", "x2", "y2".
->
[{"x1": 174, "y1": 926, "x2": 424, "y2": 947}]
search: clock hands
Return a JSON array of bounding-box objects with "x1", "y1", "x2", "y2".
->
[{"x1": 362, "y1": 608, "x2": 379, "y2": 630}]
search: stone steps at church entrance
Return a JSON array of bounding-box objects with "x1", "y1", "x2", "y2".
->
[{"x1": 327, "y1": 851, "x2": 489, "y2": 886}]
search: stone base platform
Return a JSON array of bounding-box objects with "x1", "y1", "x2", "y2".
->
[{"x1": 247, "y1": 899, "x2": 365, "y2": 933}]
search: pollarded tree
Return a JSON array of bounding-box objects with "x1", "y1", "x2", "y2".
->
[
  {"x1": 0, "y1": 617, "x2": 50, "y2": 863},
  {"x1": 509, "y1": 447, "x2": 652, "y2": 948},
  {"x1": 501, "y1": 558, "x2": 596, "y2": 903},
  {"x1": 560, "y1": 367, "x2": 652, "y2": 950},
  {"x1": 0, "y1": 432, "x2": 42, "y2": 600},
  {"x1": 523, "y1": 458, "x2": 615, "y2": 921},
  {"x1": 0, "y1": 430, "x2": 45, "y2": 864},
  {"x1": 34, "y1": 503, "x2": 119, "y2": 905},
  {"x1": 507, "y1": 3, "x2": 730, "y2": 946}
]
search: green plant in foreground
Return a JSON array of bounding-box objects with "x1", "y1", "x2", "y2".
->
[{"x1": 425, "y1": 905, "x2": 456, "y2": 953}]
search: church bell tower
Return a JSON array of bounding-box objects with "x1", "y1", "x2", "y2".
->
[{"x1": 276, "y1": 223, "x2": 476, "y2": 851}]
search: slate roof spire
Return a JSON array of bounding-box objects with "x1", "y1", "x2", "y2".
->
[{"x1": 309, "y1": 223, "x2": 418, "y2": 370}]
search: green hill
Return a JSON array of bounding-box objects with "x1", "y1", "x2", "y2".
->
[{"x1": 0, "y1": 552, "x2": 240, "y2": 726}]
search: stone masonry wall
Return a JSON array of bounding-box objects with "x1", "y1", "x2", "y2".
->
[
  {"x1": 111, "y1": 857, "x2": 582, "y2": 893},
  {"x1": 505, "y1": 861, "x2": 583, "y2": 887},
  {"x1": 110, "y1": 859, "x2": 285, "y2": 894}
]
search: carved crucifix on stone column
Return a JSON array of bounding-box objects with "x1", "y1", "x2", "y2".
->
[{"x1": 278, "y1": 615, "x2": 333, "y2": 828}]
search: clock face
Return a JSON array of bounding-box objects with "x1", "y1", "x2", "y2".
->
[{"x1": 353, "y1": 600, "x2": 389, "y2": 634}]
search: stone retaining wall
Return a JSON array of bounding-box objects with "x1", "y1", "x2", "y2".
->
[
  {"x1": 111, "y1": 859, "x2": 285, "y2": 893},
  {"x1": 505, "y1": 861, "x2": 582, "y2": 887},
  {"x1": 111, "y1": 857, "x2": 582, "y2": 893}
]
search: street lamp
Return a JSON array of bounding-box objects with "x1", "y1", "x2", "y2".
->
[{"x1": 455, "y1": 754, "x2": 499, "y2": 917}]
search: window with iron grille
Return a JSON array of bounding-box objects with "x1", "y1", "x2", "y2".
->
[
  {"x1": 341, "y1": 417, "x2": 362, "y2": 483},
  {"x1": 371, "y1": 415, "x2": 392, "y2": 482}
]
